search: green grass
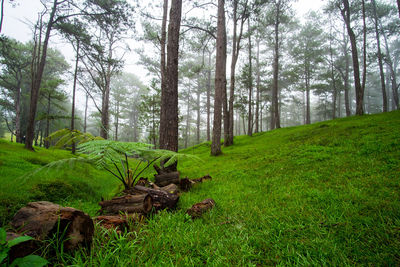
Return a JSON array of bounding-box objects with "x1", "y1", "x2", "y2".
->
[{"x1": 1, "y1": 111, "x2": 400, "y2": 266}]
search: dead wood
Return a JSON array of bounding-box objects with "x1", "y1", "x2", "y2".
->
[
  {"x1": 186, "y1": 198, "x2": 216, "y2": 219},
  {"x1": 99, "y1": 194, "x2": 153, "y2": 215}
]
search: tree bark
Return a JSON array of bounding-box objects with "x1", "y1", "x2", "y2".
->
[
  {"x1": 255, "y1": 38, "x2": 260, "y2": 133},
  {"x1": 206, "y1": 51, "x2": 211, "y2": 141},
  {"x1": 132, "y1": 185, "x2": 179, "y2": 211},
  {"x1": 44, "y1": 93, "x2": 51, "y2": 149},
  {"x1": 196, "y1": 77, "x2": 201, "y2": 144},
  {"x1": 84, "y1": 92, "x2": 88, "y2": 132},
  {"x1": 11, "y1": 201, "x2": 94, "y2": 251},
  {"x1": 160, "y1": 0, "x2": 168, "y2": 108},
  {"x1": 371, "y1": 0, "x2": 387, "y2": 112},
  {"x1": 25, "y1": 0, "x2": 58, "y2": 150},
  {"x1": 340, "y1": 0, "x2": 364, "y2": 115},
  {"x1": 100, "y1": 37, "x2": 113, "y2": 139},
  {"x1": 271, "y1": 0, "x2": 281, "y2": 129},
  {"x1": 71, "y1": 39, "x2": 80, "y2": 153},
  {"x1": 211, "y1": 0, "x2": 226, "y2": 156},
  {"x1": 99, "y1": 194, "x2": 153, "y2": 215},
  {"x1": 247, "y1": 18, "x2": 253, "y2": 136},
  {"x1": 159, "y1": 0, "x2": 182, "y2": 152}
]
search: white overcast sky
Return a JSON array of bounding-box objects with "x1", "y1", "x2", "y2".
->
[{"x1": 1, "y1": 0, "x2": 325, "y2": 111}]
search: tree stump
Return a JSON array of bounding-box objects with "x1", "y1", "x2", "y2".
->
[
  {"x1": 179, "y1": 178, "x2": 194, "y2": 191},
  {"x1": 160, "y1": 183, "x2": 179, "y2": 195},
  {"x1": 99, "y1": 194, "x2": 153, "y2": 215},
  {"x1": 10, "y1": 201, "x2": 94, "y2": 251},
  {"x1": 133, "y1": 185, "x2": 179, "y2": 211},
  {"x1": 186, "y1": 198, "x2": 216, "y2": 219}
]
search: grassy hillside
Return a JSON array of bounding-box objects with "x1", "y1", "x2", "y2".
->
[{"x1": 1, "y1": 111, "x2": 400, "y2": 265}]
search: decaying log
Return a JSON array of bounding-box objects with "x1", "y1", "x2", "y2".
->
[
  {"x1": 186, "y1": 198, "x2": 216, "y2": 219},
  {"x1": 154, "y1": 171, "x2": 180, "y2": 187},
  {"x1": 6, "y1": 232, "x2": 40, "y2": 262},
  {"x1": 179, "y1": 178, "x2": 194, "y2": 191},
  {"x1": 94, "y1": 213, "x2": 145, "y2": 232},
  {"x1": 11, "y1": 201, "x2": 94, "y2": 251},
  {"x1": 192, "y1": 174, "x2": 212, "y2": 183},
  {"x1": 99, "y1": 194, "x2": 153, "y2": 215},
  {"x1": 160, "y1": 183, "x2": 179, "y2": 195},
  {"x1": 133, "y1": 185, "x2": 179, "y2": 210}
]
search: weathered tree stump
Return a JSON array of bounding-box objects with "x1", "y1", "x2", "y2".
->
[
  {"x1": 6, "y1": 232, "x2": 40, "y2": 262},
  {"x1": 133, "y1": 185, "x2": 179, "y2": 211},
  {"x1": 11, "y1": 201, "x2": 94, "y2": 251},
  {"x1": 160, "y1": 183, "x2": 179, "y2": 195},
  {"x1": 186, "y1": 198, "x2": 216, "y2": 219},
  {"x1": 99, "y1": 194, "x2": 153, "y2": 215},
  {"x1": 154, "y1": 171, "x2": 180, "y2": 187}
]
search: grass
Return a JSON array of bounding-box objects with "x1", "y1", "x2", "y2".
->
[{"x1": 1, "y1": 110, "x2": 400, "y2": 265}]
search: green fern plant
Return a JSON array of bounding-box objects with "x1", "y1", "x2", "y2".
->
[
  {"x1": 45, "y1": 128, "x2": 103, "y2": 149},
  {"x1": 39, "y1": 136, "x2": 199, "y2": 190}
]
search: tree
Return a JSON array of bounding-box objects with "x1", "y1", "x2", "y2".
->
[
  {"x1": 159, "y1": 0, "x2": 182, "y2": 153},
  {"x1": 211, "y1": 0, "x2": 226, "y2": 156}
]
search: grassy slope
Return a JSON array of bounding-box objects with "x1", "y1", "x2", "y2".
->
[{"x1": 1, "y1": 111, "x2": 400, "y2": 265}]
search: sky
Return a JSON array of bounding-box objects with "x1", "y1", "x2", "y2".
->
[{"x1": 1, "y1": 0, "x2": 325, "y2": 112}]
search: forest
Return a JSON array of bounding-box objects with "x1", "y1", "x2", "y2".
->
[{"x1": 0, "y1": 0, "x2": 399, "y2": 266}]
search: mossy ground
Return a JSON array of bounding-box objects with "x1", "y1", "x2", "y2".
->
[{"x1": 1, "y1": 111, "x2": 399, "y2": 266}]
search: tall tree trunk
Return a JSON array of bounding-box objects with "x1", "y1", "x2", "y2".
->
[
  {"x1": 306, "y1": 82, "x2": 310, "y2": 124},
  {"x1": 329, "y1": 37, "x2": 337, "y2": 119},
  {"x1": 159, "y1": 0, "x2": 182, "y2": 152},
  {"x1": 71, "y1": 40, "x2": 80, "y2": 154},
  {"x1": 185, "y1": 84, "x2": 190, "y2": 149},
  {"x1": 340, "y1": 0, "x2": 364, "y2": 115},
  {"x1": 100, "y1": 37, "x2": 113, "y2": 139},
  {"x1": 255, "y1": 38, "x2": 260, "y2": 133},
  {"x1": 25, "y1": 0, "x2": 57, "y2": 150},
  {"x1": 397, "y1": 0, "x2": 400, "y2": 19},
  {"x1": 115, "y1": 101, "x2": 119, "y2": 141},
  {"x1": 45, "y1": 94, "x2": 51, "y2": 149},
  {"x1": 84, "y1": 92, "x2": 88, "y2": 132},
  {"x1": 371, "y1": 0, "x2": 387, "y2": 112},
  {"x1": 211, "y1": 0, "x2": 226, "y2": 156},
  {"x1": 160, "y1": 0, "x2": 168, "y2": 105},
  {"x1": 196, "y1": 78, "x2": 201, "y2": 144},
  {"x1": 342, "y1": 24, "x2": 351, "y2": 117},
  {"x1": 206, "y1": 51, "x2": 211, "y2": 142},
  {"x1": 271, "y1": 0, "x2": 281, "y2": 129},
  {"x1": 227, "y1": 0, "x2": 247, "y2": 146},
  {"x1": 247, "y1": 19, "x2": 253, "y2": 136}
]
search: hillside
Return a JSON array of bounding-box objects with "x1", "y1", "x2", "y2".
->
[{"x1": 1, "y1": 111, "x2": 400, "y2": 265}]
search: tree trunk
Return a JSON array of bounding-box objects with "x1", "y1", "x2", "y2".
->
[
  {"x1": 115, "y1": 101, "x2": 119, "y2": 141},
  {"x1": 371, "y1": 0, "x2": 387, "y2": 112},
  {"x1": 247, "y1": 19, "x2": 253, "y2": 136},
  {"x1": 83, "y1": 92, "x2": 88, "y2": 132},
  {"x1": 344, "y1": 30, "x2": 351, "y2": 117},
  {"x1": 185, "y1": 84, "x2": 190, "y2": 148},
  {"x1": 11, "y1": 201, "x2": 94, "y2": 251},
  {"x1": 341, "y1": 0, "x2": 364, "y2": 115},
  {"x1": 211, "y1": 0, "x2": 226, "y2": 156},
  {"x1": 329, "y1": 37, "x2": 337, "y2": 119},
  {"x1": 44, "y1": 93, "x2": 51, "y2": 149},
  {"x1": 160, "y1": 0, "x2": 168, "y2": 99},
  {"x1": 271, "y1": 0, "x2": 281, "y2": 129},
  {"x1": 196, "y1": 78, "x2": 201, "y2": 144},
  {"x1": 99, "y1": 194, "x2": 153, "y2": 215},
  {"x1": 71, "y1": 39, "x2": 80, "y2": 153},
  {"x1": 159, "y1": 0, "x2": 182, "y2": 152},
  {"x1": 25, "y1": 0, "x2": 57, "y2": 150},
  {"x1": 255, "y1": 38, "x2": 260, "y2": 133},
  {"x1": 100, "y1": 38, "x2": 113, "y2": 139},
  {"x1": 15, "y1": 79, "x2": 22, "y2": 143},
  {"x1": 154, "y1": 171, "x2": 180, "y2": 187},
  {"x1": 206, "y1": 51, "x2": 211, "y2": 141},
  {"x1": 132, "y1": 185, "x2": 179, "y2": 211}
]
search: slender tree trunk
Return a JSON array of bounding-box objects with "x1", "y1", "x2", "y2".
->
[
  {"x1": 341, "y1": 0, "x2": 364, "y2": 115},
  {"x1": 271, "y1": 0, "x2": 281, "y2": 129},
  {"x1": 342, "y1": 24, "x2": 351, "y2": 117},
  {"x1": 397, "y1": 0, "x2": 400, "y2": 19},
  {"x1": 0, "y1": 0, "x2": 4, "y2": 33},
  {"x1": 361, "y1": 0, "x2": 367, "y2": 98},
  {"x1": 211, "y1": 0, "x2": 226, "y2": 156},
  {"x1": 159, "y1": 0, "x2": 182, "y2": 152},
  {"x1": 196, "y1": 78, "x2": 201, "y2": 144},
  {"x1": 115, "y1": 101, "x2": 119, "y2": 141},
  {"x1": 15, "y1": 79, "x2": 22, "y2": 143},
  {"x1": 185, "y1": 84, "x2": 190, "y2": 149},
  {"x1": 255, "y1": 38, "x2": 260, "y2": 133},
  {"x1": 45, "y1": 94, "x2": 51, "y2": 149},
  {"x1": 371, "y1": 0, "x2": 387, "y2": 112},
  {"x1": 100, "y1": 38, "x2": 113, "y2": 139},
  {"x1": 71, "y1": 39, "x2": 80, "y2": 153},
  {"x1": 329, "y1": 38, "x2": 337, "y2": 119},
  {"x1": 26, "y1": 0, "x2": 57, "y2": 150},
  {"x1": 206, "y1": 51, "x2": 211, "y2": 142},
  {"x1": 160, "y1": 0, "x2": 168, "y2": 104},
  {"x1": 247, "y1": 19, "x2": 253, "y2": 136},
  {"x1": 306, "y1": 82, "x2": 310, "y2": 124},
  {"x1": 84, "y1": 92, "x2": 88, "y2": 132}
]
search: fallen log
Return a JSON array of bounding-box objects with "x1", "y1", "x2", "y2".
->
[
  {"x1": 186, "y1": 198, "x2": 216, "y2": 219},
  {"x1": 192, "y1": 174, "x2": 212, "y2": 183},
  {"x1": 133, "y1": 185, "x2": 179, "y2": 211},
  {"x1": 160, "y1": 183, "x2": 179, "y2": 195},
  {"x1": 99, "y1": 194, "x2": 153, "y2": 215},
  {"x1": 154, "y1": 171, "x2": 180, "y2": 187},
  {"x1": 11, "y1": 201, "x2": 94, "y2": 251}
]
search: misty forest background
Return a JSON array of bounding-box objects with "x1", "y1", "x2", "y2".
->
[{"x1": 0, "y1": 0, "x2": 399, "y2": 152}]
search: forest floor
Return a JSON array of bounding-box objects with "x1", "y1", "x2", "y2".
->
[{"x1": 1, "y1": 110, "x2": 400, "y2": 265}]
